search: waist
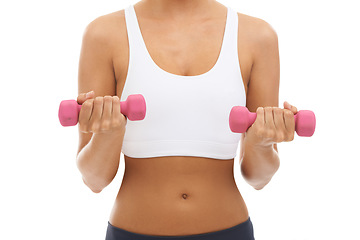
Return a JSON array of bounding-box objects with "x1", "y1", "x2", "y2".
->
[
  {"x1": 109, "y1": 166, "x2": 249, "y2": 235},
  {"x1": 116, "y1": 175, "x2": 245, "y2": 205}
]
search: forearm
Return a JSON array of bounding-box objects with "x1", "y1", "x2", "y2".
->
[
  {"x1": 76, "y1": 130, "x2": 124, "y2": 193},
  {"x1": 240, "y1": 139, "x2": 280, "y2": 190}
]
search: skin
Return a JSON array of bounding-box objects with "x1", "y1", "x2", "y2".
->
[{"x1": 76, "y1": 0, "x2": 298, "y2": 236}]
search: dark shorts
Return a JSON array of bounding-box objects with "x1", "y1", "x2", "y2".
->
[{"x1": 105, "y1": 217, "x2": 255, "y2": 240}]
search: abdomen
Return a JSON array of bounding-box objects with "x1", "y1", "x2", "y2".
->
[{"x1": 109, "y1": 155, "x2": 249, "y2": 236}]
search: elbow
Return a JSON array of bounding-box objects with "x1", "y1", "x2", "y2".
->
[
  {"x1": 81, "y1": 176, "x2": 106, "y2": 194},
  {"x1": 76, "y1": 158, "x2": 112, "y2": 194},
  {"x1": 240, "y1": 158, "x2": 280, "y2": 191},
  {"x1": 246, "y1": 177, "x2": 270, "y2": 191},
  {"x1": 90, "y1": 187, "x2": 102, "y2": 194},
  {"x1": 244, "y1": 176, "x2": 268, "y2": 191},
  {"x1": 79, "y1": 170, "x2": 115, "y2": 193},
  {"x1": 241, "y1": 166, "x2": 273, "y2": 191},
  {"x1": 253, "y1": 180, "x2": 269, "y2": 190},
  {"x1": 91, "y1": 189, "x2": 102, "y2": 194}
]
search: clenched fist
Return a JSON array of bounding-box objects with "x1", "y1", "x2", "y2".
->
[
  {"x1": 244, "y1": 101, "x2": 298, "y2": 148},
  {"x1": 76, "y1": 91, "x2": 127, "y2": 134}
]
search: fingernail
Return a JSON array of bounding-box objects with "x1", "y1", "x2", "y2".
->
[{"x1": 86, "y1": 91, "x2": 93, "y2": 98}]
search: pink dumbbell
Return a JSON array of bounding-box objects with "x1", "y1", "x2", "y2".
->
[
  {"x1": 58, "y1": 94, "x2": 146, "y2": 127},
  {"x1": 229, "y1": 106, "x2": 316, "y2": 137}
]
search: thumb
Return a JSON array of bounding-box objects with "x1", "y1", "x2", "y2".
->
[
  {"x1": 77, "y1": 90, "x2": 95, "y2": 104},
  {"x1": 283, "y1": 101, "x2": 298, "y2": 114}
]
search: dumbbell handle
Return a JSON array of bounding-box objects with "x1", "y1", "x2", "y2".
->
[
  {"x1": 229, "y1": 106, "x2": 316, "y2": 137},
  {"x1": 58, "y1": 94, "x2": 146, "y2": 127}
]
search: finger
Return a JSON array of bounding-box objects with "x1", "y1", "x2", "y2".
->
[
  {"x1": 101, "y1": 96, "x2": 113, "y2": 129},
  {"x1": 77, "y1": 93, "x2": 87, "y2": 104},
  {"x1": 112, "y1": 96, "x2": 122, "y2": 121},
  {"x1": 89, "y1": 97, "x2": 104, "y2": 132},
  {"x1": 273, "y1": 107, "x2": 286, "y2": 131},
  {"x1": 77, "y1": 90, "x2": 94, "y2": 104},
  {"x1": 283, "y1": 101, "x2": 291, "y2": 110},
  {"x1": 78, "y1": 99, "x2": 94, "y2": 132},
  {"x1": 102, "y1": 96, "x2": 113, "y2": 119},
  {"x1": 284, "y1": 101, "x2": 298, "y2": 114},
  {"x1": 264, "y1": 107, "x2": 275, "y2": 127},
  {"x1": 291, "y1": 105, "x2": 298, "y2": 114},
  {"x1": 284, "y1": 109, "x2": 295, "y2": 134},
  {"x1": 255, "y1": 107, "x2": 265, "y2": 126}
]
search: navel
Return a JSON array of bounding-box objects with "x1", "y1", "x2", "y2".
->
[{"x1": 181, "y1": 193, "x2": 188, "y2": 200}]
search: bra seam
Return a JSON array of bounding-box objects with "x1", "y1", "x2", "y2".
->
[{"x1": 123, "y1": 139, "x2": 240, "y2": 145}]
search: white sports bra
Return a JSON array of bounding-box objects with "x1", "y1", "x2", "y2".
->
[{"x1": 120, "y1": 4, "x2": 246, "y2": 160}]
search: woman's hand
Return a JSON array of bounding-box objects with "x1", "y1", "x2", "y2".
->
[
  {"x1": 244, "y1": 101, "x2": 298, "y2": 148},
  {"x1": 76, "y1": 90, "x2": 127, "y2": 134}
]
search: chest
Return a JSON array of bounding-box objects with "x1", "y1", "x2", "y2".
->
[{"x1": 113, "y1": 15, "x2": 251, "y2": 96}]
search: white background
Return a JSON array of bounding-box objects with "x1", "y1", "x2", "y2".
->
[{"x1": 1, "y1": 0, "x2": 359, "y2": 239}]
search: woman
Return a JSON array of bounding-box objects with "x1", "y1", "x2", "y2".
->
[{"x1": 75, "y1": 0, "x2": 298, "y2": 239}]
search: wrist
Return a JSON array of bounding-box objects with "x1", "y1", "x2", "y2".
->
[
  {"x1": 91, "y1": 128, "x2": 125, "y2": 143},
  {"x1": 242, "y1": 138, "x2": 280, "y2": 176},
  {"x1": 244, "y1": 135, "x2": 274, "y2": 152}
]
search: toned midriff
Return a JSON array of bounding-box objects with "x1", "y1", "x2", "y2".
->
[{"x1": 109, "y1": 156, "x2": 249, "y2": 236}]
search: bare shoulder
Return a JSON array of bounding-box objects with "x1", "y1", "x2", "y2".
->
[
  {"x1": 80, "y1": 9, "x2": 130, "y2": 84},
  {"x1": 236, "y1": 12, "x2": 278, "y2": 50},
  {"x1": 82, "y1": 10, "x2": 128, "y2": 48}
]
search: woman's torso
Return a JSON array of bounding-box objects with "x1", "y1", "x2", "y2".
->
[{"x1": 106, "y1": 1, "x2": 253, "y2": 236}]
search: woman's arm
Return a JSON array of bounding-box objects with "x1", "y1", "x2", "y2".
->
[
  {"x1": 241, "y1": 134, "x2": 280, "y2": 190},
  {"x1": 239, "y1": 19, "x2": 286, "y2": 190},
  {"x1": 76, "y1": 16, "x2": 125, "y2": 193}
]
